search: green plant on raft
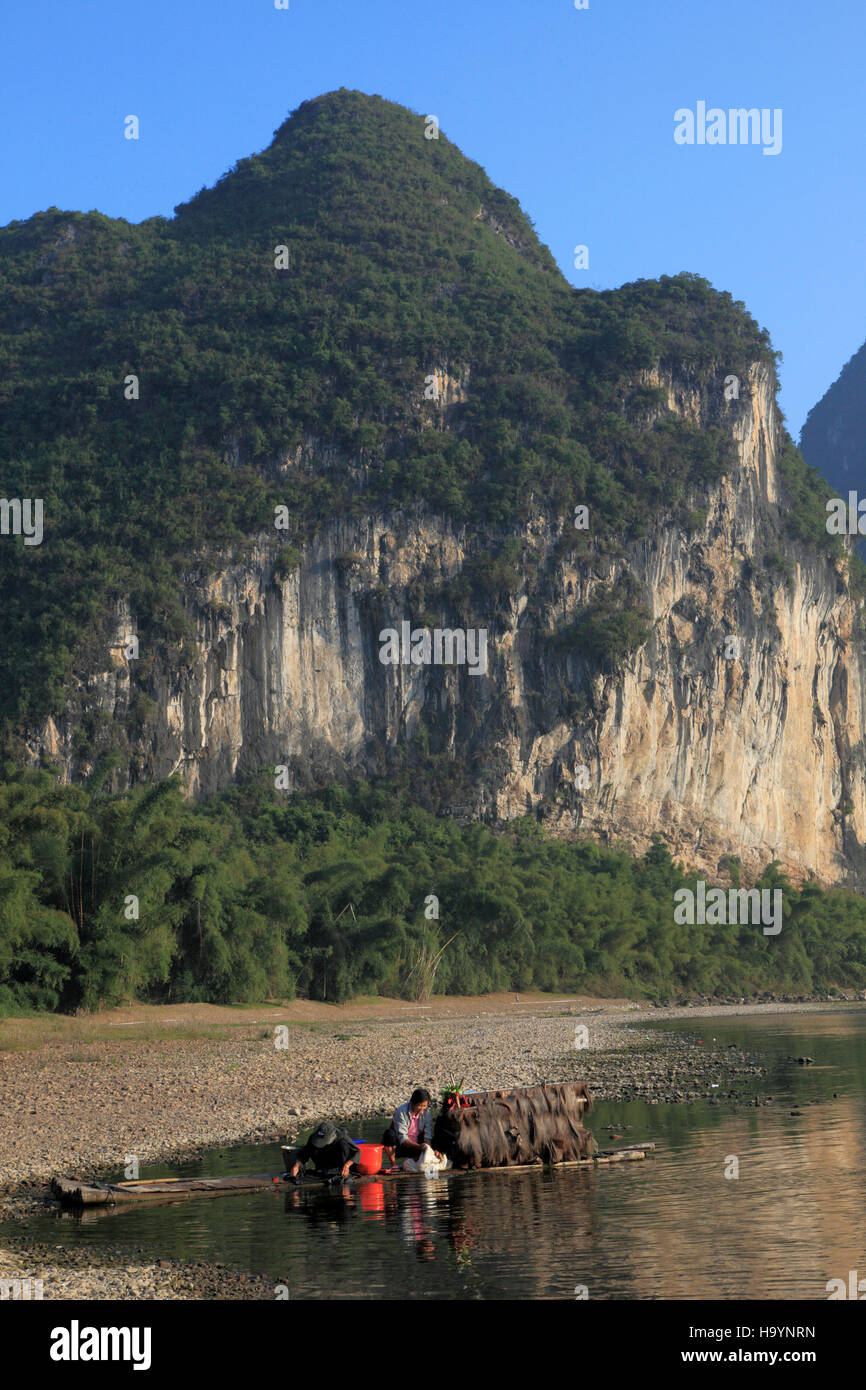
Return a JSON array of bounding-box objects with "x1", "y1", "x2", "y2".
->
[{"x1": 440, "y1": 1078, "x2": 466, "y2": 1106}]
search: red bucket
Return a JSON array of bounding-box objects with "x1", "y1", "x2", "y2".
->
[{"x1": 356, "y1": 1143, "x2": 384, "y2": 1175}]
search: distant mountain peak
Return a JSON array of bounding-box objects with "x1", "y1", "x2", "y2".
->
[
  {"x1": 800, "y1": 339, "x2": 866, "y2": 492},
  {"x1": 171, "y1": 88, "x2": 555, "y2": 271}
]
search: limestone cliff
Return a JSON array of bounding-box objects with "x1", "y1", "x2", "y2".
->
[{"x1": 25, "y1": 358, "x2": 866, "y2": 890}]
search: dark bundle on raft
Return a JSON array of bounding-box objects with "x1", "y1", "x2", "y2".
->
[{"x1": 433, "y1": 1082, "x2": 598, "y2": 1169}]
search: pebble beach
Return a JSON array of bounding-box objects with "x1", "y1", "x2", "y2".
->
[{"x1": 1, "y1": 991, "x2": 860, "y2": 1299}]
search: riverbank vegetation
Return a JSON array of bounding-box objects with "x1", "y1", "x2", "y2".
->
[{"x1": 2, "y1": 769, "x2": 866, "y2": 1013}]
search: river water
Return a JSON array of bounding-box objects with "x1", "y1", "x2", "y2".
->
[{"x1": 26, "y1": 1008, "x2": 866, "y2": 1300}]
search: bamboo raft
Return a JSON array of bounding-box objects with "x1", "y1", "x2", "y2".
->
[
  {"x1": 51, "y1": 1173, "x2": 283, "y2": 1206},
  {"x1": 285, "y1": 1141, "x2": 654, "y2": 1181},
  {"x1": 51, "y1": 1143, "x2": 654, "y2": 1208}
]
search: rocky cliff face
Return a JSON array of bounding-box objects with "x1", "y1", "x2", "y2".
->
[
  {"x1": 25, "y1": 359, "x2": 866, "y2": 890},
  {"x1": 801, "y1": 337, "x2": 866, "y2": 496}
]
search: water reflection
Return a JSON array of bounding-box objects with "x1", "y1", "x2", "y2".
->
[
  {"x1": 26, "y1": 1008, "x2": 866, "y2": 1300},
  {"x1": 275, "y1": 1158, "x2": 605, "y2": 1297}
]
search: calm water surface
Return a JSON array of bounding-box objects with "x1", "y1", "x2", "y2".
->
[{"x1": 28, "y1": 1008, "x2": 866, "y2": 1299}]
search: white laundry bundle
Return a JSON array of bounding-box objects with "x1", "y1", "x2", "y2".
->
[{"x1": 402, "y1": 1144, "x2": 451, "y2": 1177}]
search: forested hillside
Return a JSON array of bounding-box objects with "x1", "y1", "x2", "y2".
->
[
  {"x1": 2, "y1": 91, "x2": 863, "y2": 1013},
  {"x1": 0, "y1": 88, "x2": 811, "y2": 731}
]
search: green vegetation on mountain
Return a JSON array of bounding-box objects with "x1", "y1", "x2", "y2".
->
[
  {"x1": 547, "y1": 581, "x2": 654, "y2": 669},
  {"x1": 1, "y1": 88, "x2": 795, "y2": 730},
  {"x1": 2, "y1": 769, "x2": 865, "y2": 1013},
  {"x1": 774, "y1": 440, "x2": 866, "y2": 594}
]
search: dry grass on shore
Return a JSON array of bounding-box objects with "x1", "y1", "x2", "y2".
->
[{"x1": 0, "y1": 992, "x2": 618, "y2": 1053}]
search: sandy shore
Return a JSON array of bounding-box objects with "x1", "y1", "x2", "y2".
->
[{"x1": 1, "y1": 990, "x2": 862, "y2": 1299}]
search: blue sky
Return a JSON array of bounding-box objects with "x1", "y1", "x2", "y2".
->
[{"x1": 3, "y1": 0, "x2": 864, "y2": 437}]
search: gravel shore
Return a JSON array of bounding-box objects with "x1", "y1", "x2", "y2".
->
[
  {"x1": 0, "y1": 996, "x2": 767, "y2": 1191},
  {"x1": 1, "y1": 991, "x2": 861, "y2": 1299},
  {"x1": 0, "y1": 1241, "x2": 276, "y2": 1300}
]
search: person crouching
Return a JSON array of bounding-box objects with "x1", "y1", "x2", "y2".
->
[
  {"x1": 383, "y1": 1088, "x2": 443, "y2": 1166},
  {"x1": 288, "y1": 1122, "x2": 360, "y2": 1182}
]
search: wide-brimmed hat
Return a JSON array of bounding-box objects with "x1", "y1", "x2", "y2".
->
[{"x1": 309, "y1": 1122, "x2": 338, "y2": 1149}]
